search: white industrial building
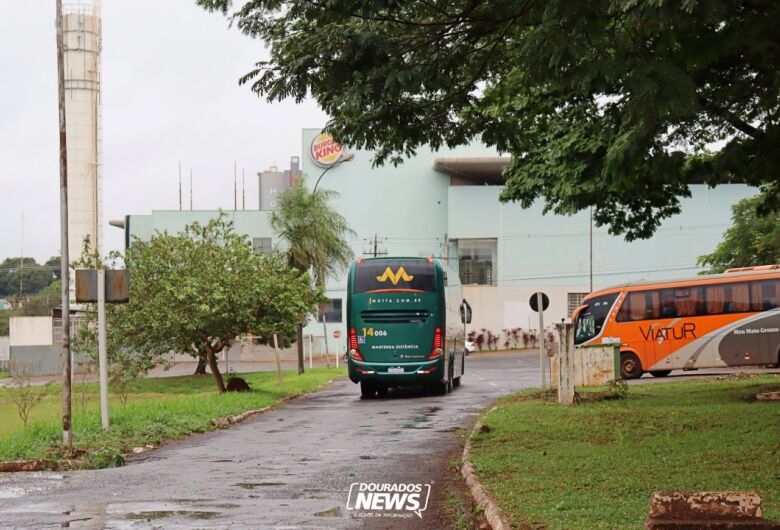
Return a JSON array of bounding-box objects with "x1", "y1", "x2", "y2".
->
[{"x1": 119, "y1": 129, "x2": 754, "y2": 355}]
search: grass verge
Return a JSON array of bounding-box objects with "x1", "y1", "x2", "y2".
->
[
  {"x1": 468, "y1": 375, "x2": 780, "y2": 530},
  {"x1": 0, "y1": 368, "x2": 344, "y2": 466},
  {"x1": 0, "y1": 370, "x2": 8, "y2": 379}
]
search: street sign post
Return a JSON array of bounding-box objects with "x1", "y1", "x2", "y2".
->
[
  {"x1": 530, "y1": 292, "x2": 549, "y2": 387},
  {"x1": 75, "y1": 269, "x2": 129, "y2": 431}
]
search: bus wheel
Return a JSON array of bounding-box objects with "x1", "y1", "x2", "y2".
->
[
  {"x1": 434, "y1": 380, "x2": 448, "y2": 395},
  {"x1": 620, "y1": 352, "x2": 643, "y2": 380},
  {"x1": 453, "y1": 376, "x2": 461, "y2": 388},
  {"x1": 360, "y1": 381, "x2": 376, "y2": 398},
  {"x1": 376, "y1": 384, "x2": 389, "y2": 397},
  {"x1": 649, "y1": 370, "x2": 671, "y2": 378}
]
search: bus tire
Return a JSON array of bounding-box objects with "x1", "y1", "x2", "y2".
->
[
  {"x1": 360, "y1": 381, "x2": 376, "y2": 398},
  {"x1": 649, "y1": 370, "x2": 671, "y2": 378},
  {"x1": 434, "y1": 380, "x2": 448, "y2": 395},
  {"x1": 376, "y1": 384, "x2": 389, "y2": 397},
  {"x1": 453, "y1": 376, "x2": 461, "y2": 388},
  {"x1": 620, "y1": 352, "x2": 643, "y2": 380}
]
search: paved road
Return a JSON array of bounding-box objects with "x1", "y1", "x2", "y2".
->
[{"x1": 0, "y1": 351, "x2": 541, "y2": 529}]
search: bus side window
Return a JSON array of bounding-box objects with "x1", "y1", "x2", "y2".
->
[
  {"x1": 731, "y1": 283, "x2": 750, "y2": 312},
  {"x1": 750, "y1": 282, "x2": 763, "y2": 311},
  {"x1": 627, "y1": 291, "x2": 660, "y2": 320},
  {"x1": 660, "y1": 290, "x2": 677, "y2": 318},
  {"x1": 763, "y1": 280, "x2": 779, "y2": 310},
  {"x1": 706, "y1": 285, "x2": 725, "y2": 314},
  {"x1": 673, "y1": 287, "x2": 703, "y2": 317},
  {"x1": 616, "y1": 296, "x2": 630, "y2": 322}
]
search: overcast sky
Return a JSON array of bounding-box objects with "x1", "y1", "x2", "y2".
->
[{"x1": 0, "y1": 0, "x2": 327, "y2": 262}]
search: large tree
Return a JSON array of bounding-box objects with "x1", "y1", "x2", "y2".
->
[
  {"x1": 0, "y1": 257, "x2": 57, "y2": 297},
  {"x1": 271, "y1": 183, "x2": 355, "y2": 374},
  {"x1": 698, "y1": 195, "x2": 780, "y2": 274},
  {"x1": 199, "y1": 0, "x2": 779, "y2": 240},
  {"x1": 121, "y1": 214, "x2": 320, "y2": 392}
]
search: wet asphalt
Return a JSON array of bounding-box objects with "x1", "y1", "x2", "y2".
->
[{"x1": 0, "y1": 351, "x2": 541, "y2": 529}]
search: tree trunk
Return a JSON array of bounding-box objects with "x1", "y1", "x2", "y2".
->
[
  {"x1": 194, "y1": 354, "x2": 207, "y2": 375},
  {"x1": 206, "y1": 348, "x2": 226, "y2": 393},
  {"x1": 297, "y1": 324, "x2": 305, "y2": 374}
]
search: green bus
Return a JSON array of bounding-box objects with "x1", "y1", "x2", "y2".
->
[{"x1": 346, "y1": 257, "x2": 472, "y2": 398}]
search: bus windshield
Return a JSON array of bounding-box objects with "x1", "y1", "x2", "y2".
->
[
  {"x1": 574, "y1": 293, "x2": 619, "y2": 345},
  {"x1": 353, "y1": 260, "x2": 436, "y2": 293}
]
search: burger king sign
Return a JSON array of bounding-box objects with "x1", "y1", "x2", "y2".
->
[{"x1": 310, "y1": 132, "x2": 346, "y2": 168}]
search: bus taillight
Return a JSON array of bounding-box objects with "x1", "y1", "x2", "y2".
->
[
  {"x1": 428, "y1": 327, "x2": 443, "y2": 360},
  {"x1": 348, "y1": 327, "x2": 364, "y2": 361}
]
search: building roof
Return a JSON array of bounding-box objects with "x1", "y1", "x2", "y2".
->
[
  {"x1": 432, "y1": 156, "x2": 510, "y2": 184},
  {"x1": 587, "y1": 267, "x2": 780, "y2": 299}
]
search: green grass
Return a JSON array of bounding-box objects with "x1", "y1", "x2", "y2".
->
[
  {"x1": 0, "y1": 370, "x2": 8, "y2": 379},
  {"x1": 468, "y1": 375, "x2": 780, "y2": 530},
  {"x1": 0, "y1": 368, "x2": 344, "y2": 465}
]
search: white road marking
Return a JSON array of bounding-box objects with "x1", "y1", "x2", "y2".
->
[{"x1": 488, "y1": 382, "x2": 498, "y2": 388}]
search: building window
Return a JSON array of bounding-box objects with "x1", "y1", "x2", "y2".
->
[
  {"x1": 458, "y1": 239, "x2": 497, "y2": 285},
  {"x1": 317, "y1": 298, "x2": 342, "y2": 323},
  {"x1": 252, "y1": 237, "x2": 272, "y2": 255},
  {"x1": 567, "y1": 293, "x2": 588, "y2": 316}
]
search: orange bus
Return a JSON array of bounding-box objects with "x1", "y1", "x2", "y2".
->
[{"x1": 572, "y1": 266, "x2": 780, "y2": 379}]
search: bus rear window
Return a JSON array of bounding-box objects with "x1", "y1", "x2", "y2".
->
[{"x1": 353, "y1": 260, "x2": 436, "y2": 293}]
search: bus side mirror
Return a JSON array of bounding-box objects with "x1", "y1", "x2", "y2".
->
[{"x1": 461, "y1": 300, "x2": 472, "y2": 324}]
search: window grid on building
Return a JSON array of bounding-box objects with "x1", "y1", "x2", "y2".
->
[
  {"x1": 317, "y1": 298, "x2": 343, "y2": 323},
  {"x1": 567, "y1": 293, "x2": 588, "y2": 316},
  {"x1": 252, "y1": 237, "x2": 272, "y2": 255},
  {"x1": 458, "y1": 239, "x2": 497, "y2": 286}
]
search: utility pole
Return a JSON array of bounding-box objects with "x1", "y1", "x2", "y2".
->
[
  {"x1": 97, "y1": 269, "x2": 109, "y2": 429},
  {"x1": 178, "y1": 161, "x2": 182, "y2": 210},
  {"x1": 242, "y1": 168, "x2": 245, "y2": 210},
  {"x1": 364, "y1": 234, "x2": 388, "y2": 258},
  {"x1": 189, "y1": 169, "x2": 193, "y2": 210},
  {"x1": 19, "y1": 212, "x2": 24, "y2": 301},
  {"x1": 233, "y1": 161, "x2": 237, "y2": 210},
  {"x1": 56, "y1": 0, "x2": 73, "y2": 449},
  {"x1": 589, "y1": 206, "x2": 593, "y2": 293}
]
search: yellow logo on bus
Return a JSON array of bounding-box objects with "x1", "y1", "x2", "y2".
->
[{"x1": 376, "y1": 267, "x2": 414, "y2": 286}]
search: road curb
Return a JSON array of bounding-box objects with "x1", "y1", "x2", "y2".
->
[{"x1": 461, "y1": 407, "x2": 512, "y2": 530}]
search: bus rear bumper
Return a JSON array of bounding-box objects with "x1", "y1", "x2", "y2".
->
[{"x1": 348, "y1": 358, "x2": 443, "y2": 385}]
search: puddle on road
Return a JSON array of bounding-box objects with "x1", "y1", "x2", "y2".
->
[
  {"x1": 125, "y1": 510, "x2": 219, "y2": 521},
  {"x1": 401, "y1": 414, "x2": 431, "y2": 429},
  {"x1": 234, "y1": 482, "x2": 285, "y2": 489},
  {"x1": 436, "y1": 426, "x2": 459, "y2": 433},
  {"x1": 314, "y1": 506, "x2": 342, "y2": 518}
]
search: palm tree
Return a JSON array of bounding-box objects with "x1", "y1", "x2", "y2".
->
[{"x1": 271, "y1": 181, "x2": 355, "y2": 373}]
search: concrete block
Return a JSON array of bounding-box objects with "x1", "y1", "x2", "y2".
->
[{"x1": 645, "y1": 492, "x2": 780, "y2": 530}]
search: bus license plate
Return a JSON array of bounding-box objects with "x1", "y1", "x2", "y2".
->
[{"x1": 387, "y1": 366, "x2": 404, "y2": 374}]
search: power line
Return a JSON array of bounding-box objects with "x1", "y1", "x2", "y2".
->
[{"x1": 499, "y1": 264, "x2": 706, "y2": 283}]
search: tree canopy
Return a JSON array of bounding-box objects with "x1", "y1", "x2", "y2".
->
[
  {"x1": 199, "y1": 0, "x2": 779, "y2": 240},
  {"x1": 698, "y1": 195, "x2": 780, "y2": 274},
  {"x1": 119, "y1": 214, "x2": 321, "y2": 392},
  {"x1": 0, "y1": 257, "x2": 59, "y2": 297}
]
